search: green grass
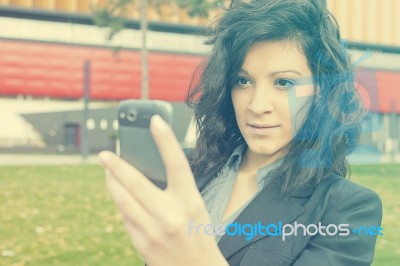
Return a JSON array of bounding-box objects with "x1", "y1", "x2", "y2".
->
[
  {"x1": 350, "y1": 164, "x2": 400, "y2": 266},
  {"x1": 0, "y1": 165, "x2": 143, "y2": 266},
  {"x1": 0, "y1": 164, "x2": 399, "y2": 265}
]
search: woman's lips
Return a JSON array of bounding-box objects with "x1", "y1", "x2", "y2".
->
[{"x1": 247, "y1": 124, "x2": 279, "y2": 135}]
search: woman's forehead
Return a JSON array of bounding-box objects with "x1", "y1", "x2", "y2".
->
[{"x1": 240, "y1": 40, "x2": 311, "y2": 76}]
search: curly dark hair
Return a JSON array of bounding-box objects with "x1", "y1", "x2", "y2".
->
[{"x1": 185, "y1": 0, "x2": 366, "y2": 197}]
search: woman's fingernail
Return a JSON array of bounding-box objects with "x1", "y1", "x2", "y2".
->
[
  {"x1": 151, "y1": 115, "x2": 167, "y2": 133},
  {"x1": 98, "y1": 151, "x2": 110, "y2": 166}
]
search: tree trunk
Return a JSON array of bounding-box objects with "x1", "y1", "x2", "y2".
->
[{"x1": 140, "y1": 0, "x2": 149, "y2": 99}]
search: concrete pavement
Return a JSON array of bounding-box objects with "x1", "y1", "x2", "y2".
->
[
  {"x1": 0, "y1": 154, "x2": 99, "y2": 166},
  {"x1": 0, "y1": 152, "x2": 399, "y2": 166}
]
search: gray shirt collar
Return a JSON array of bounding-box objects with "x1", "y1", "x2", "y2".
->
[{"x1": 225, "y1": 142, "x2": 285, "y2": 190}]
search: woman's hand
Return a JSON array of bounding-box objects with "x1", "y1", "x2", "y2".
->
[{"x1": 98, "y1": 115, "x2": 228, "y2": 266}]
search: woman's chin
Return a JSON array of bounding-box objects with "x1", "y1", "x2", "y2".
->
[{"x1": 247, "y1": 145, "x2": 280, "y2": 157}]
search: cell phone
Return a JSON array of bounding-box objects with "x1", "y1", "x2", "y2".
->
[{"x1": 117, "y1": 99, "x2": 173, "y2": 189}]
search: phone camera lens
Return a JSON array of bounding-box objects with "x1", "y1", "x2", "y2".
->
[{"x1": 127, "y1": 110, "x2": 138, "y2": 122}]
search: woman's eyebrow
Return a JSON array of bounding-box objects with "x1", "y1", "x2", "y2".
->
[
  {"x1": 239, "y1": 69, "x2": 304, "y2": 76},
  {"x1": 238, "y1": 69, "x2": 250, "y2": 75},
  {"x1": 270, "y1": 70, "x2": 304, "y2": 76}
]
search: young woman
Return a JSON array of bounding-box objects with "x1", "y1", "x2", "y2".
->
[{"x1": 98, "y1": 0, "x2": 382, "y2": 265}]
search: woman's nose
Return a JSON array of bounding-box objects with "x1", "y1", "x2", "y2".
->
[{"x1": 247, "y1": 86, "x2": 274, "y2": 115}]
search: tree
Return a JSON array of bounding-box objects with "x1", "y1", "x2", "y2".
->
[{"x1": 92, "y1": 0, "x2": 219, "y2": 99}]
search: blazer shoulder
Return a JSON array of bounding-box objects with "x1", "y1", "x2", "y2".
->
[
  {"x1": 322, "y1": 175, "x2": 381, "y2": 205},
  {"x1": 291, "y1": 176, "x2": 382, "y2": 266},
  {"x1": 314, "y1": 174, "x2": 382, "y2": 224}
]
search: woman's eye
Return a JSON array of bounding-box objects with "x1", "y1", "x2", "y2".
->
[
  {"x1": 275, "y1": 78, "x2": 296, "y2": 89},
  {"x1": 236, "y1": 77, "x2": 251, "y2": 87}
]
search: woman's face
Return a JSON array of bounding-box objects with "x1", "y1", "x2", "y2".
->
[{"x1": 231, "y1": 40, "x2": 314, "y2": 160}]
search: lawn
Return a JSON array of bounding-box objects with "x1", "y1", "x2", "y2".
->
[
  {"x1": 350, "y1": 164, "x2": 400, "y2": 266},
  {"x1": 0, "y1": 163, "x2": 399, "y2": 266},
  {"x1": 0, "y1": 165, "x2": 143, "y2": 266}
]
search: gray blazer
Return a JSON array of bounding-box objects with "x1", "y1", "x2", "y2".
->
[{"x1": 194, "y1": 162, "x2": 382, "y2": 266}]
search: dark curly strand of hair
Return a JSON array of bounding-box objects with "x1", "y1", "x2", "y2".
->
[{"x1": 185, "y1": 0, "x2": 366, "y2": 197}]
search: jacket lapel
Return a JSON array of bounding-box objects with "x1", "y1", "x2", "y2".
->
[
  {"x1": 189, "y1": 151, "x2": 307, "y2": 260},
  {"x1": 184, "y1": 147, "x2": 219, "y2": 192},
  {"x1": 193, "y1": 165, "x2": 220, "y2": 192},
  {"x1": 217, "y1": 187, "x2": 305, "y2": 260}
]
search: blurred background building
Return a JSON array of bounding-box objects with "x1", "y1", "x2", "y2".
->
[{"x1": 0, "y1": 0, "x2": 399, "y2": 162}]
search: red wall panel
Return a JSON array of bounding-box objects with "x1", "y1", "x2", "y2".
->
[
  {"x1": 1, "y1": 40, "x2": 399, "y2": 112},
  {"x1": 0, "y1": 40, "x2": 203, "y2": 101},
  {"x1": 376, "y1": 71, "x2": 400, "y2": 113},
  {"x1": 355, "y1": 68, "x2": 400, "y2": 113}
]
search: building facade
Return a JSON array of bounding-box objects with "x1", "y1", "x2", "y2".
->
[{"x1": 0, "y1": 1, "x2": 399, "y2": 161}]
